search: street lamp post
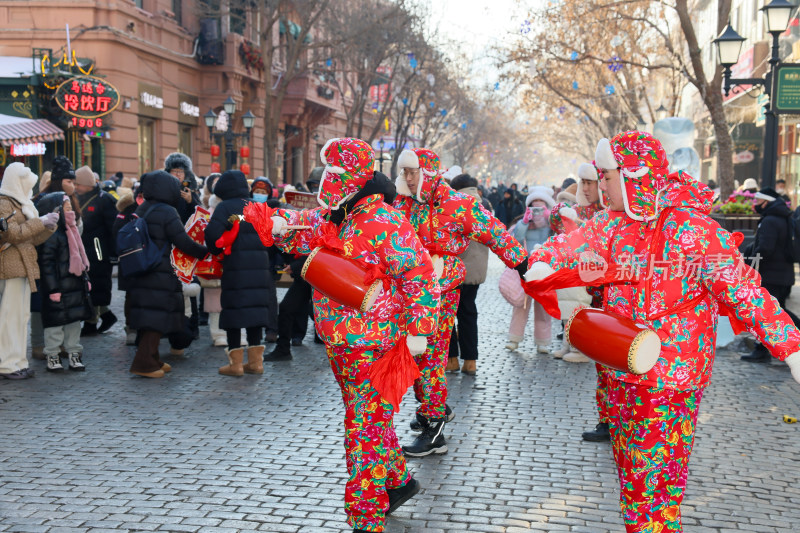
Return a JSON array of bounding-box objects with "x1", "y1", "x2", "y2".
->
[
  {"x1": 204, "y1": 96, "x2": 256, "y2": 171},
  {"x1": 378, "y1": 138, "x2": 385, "y2": 173},
  {"x1": 713, "y1": 0, "x2": 797, "y2": 189}
]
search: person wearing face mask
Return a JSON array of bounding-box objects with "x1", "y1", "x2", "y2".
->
[
  {"x1": 775, "y1": 179, "x2": 791, "y2": 204},
  {"x1": 0, "y1": 163, "x2": 57, "y2": 379},
  {"x1": 394, "y1": 148, "x2": 529, "y2": 457},
  {"x1": 250, "y1": 176, "x2": 280, "y2": 207},
  {"x1": 741, "y1": 187, "x2": 800, "y2": 362},
  {"x1": 35, "y1": 192, "x2": 93, "y2": 371},
  {"x1": 245, "y1": 138, "x2": 440, "y2": 533},
  {"x1": 524, "y1": 131, "x2": 800, "y2": 532},
  {"x1": 505, "y1": 186, "x2": 555, "y2": 353}
]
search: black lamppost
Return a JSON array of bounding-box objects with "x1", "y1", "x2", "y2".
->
[
  {"x1": 204, "y1": 96, "x2": 256, "y2": 171},
  {"x1": 378, "y1": 138, "x2": 385, "y2": 173},
  {"x1": 714, "y1": 0, "x2": 796, "y2": 189}
]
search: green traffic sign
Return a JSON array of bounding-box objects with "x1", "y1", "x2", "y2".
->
[{"x1": 774, "y1": 64, "x2": 800, "y2": 114}]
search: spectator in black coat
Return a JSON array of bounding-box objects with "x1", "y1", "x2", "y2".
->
[
  {"x1": 74, "y1": 165, "x2": 119, "y2": 336},
  {"x1": 112, "y1": 185, "x2": 143, "y2": 346},
  {"x1": 127, "y1": 171, "x2": 207, "y2": 378},
  {"x1": 743, "y1": 187, "x2": 800, "y2": 362},
  {"x1": 164, "y1": 152, "x2": 201, "y2": 223},
  {"x1": 264, "y1": 252, "x2": 312, "y2": 361},
  {"x1": 205, "y1": 170, "x2": 275, "y2": 376},
  {"x1": 495, "y1": 189, "x2": 524, "y2": 228},
  {"x1": 36, "y1": 192, "x2": 93, "y2": 372}
]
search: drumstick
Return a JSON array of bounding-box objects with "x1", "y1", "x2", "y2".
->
[{"x1": 285, "y1": 225, "x2": 311, "y2": 230}]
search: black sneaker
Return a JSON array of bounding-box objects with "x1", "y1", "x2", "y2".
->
[
  {"x1": 386, "y1": 478, "x2": 420, "y2": 515},
  {"x1": 410, "y1": 404, "x2": 455, "y2": 432},
  {"x1": 403, "y1": 419, "x2": 447, "y2": 457},
  {"x1": 96, "y1": 311, "x2": 118, "y2": 334},
  {"x1": 291, "y1": 338, "x2": 304, "y2": 347},
  {"x1": 264, "y1": 332, "x2": 278, "y2": 343},
  {"x1": 582, "y1": 422, "x2": 611, "y2": 442},
  {"x1": 263, "y1": 347, "x2": 292, "y2": 361}
]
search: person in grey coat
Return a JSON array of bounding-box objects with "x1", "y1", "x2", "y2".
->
[{"x1": 446, "y1": 174, "x2": 491, "y2": 375}]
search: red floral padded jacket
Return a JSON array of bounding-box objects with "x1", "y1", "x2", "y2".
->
[
  {"x1": 393, "y1": 177, "x2": 527, "y2": 292},
  {"x1": 530, "y1": 172, "x2": 800, "y2": 390},
  {"x1": 274, "y1": 194, "x2": 440, "y2": 352}
]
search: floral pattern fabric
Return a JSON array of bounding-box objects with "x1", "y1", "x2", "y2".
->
[
  {"x1": 607, "y1": 377, "x2": 702, "y2": 533},
  {"x1": 413, "y1": 287, "x2": 460, "y2": 419},
  {"x1": 274, "y1": 195, "x2": 440, "y2": 349},
  {"x1": 394, "y1": 176, "x2": 528, "y2": 291},
  {"x1": 530, "y1": 171, "x2": 800, "y2": 390},
  {"x1": 328, "y1": 345, "x2": 410, "y2": 532}
]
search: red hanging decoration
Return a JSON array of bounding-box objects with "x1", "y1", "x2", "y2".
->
[
  {"x1": 240, "y1": 146, "x2": 250, "y2": 158},
  {"x1": 210, "y1": 144, "x2": 221, "y2": 157},
  {"x1": 210, "y1": 162, "x2": 221, "y2": 173},
  {"x1": 240, "y1": 162, "x2": 251, "y2": 176}
]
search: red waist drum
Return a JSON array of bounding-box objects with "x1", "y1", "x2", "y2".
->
[
  {"x1": 301, "y1": 247, "x2": 383, "y2": 313},
  {"x1": 565, "y1": 307, "x2": 661, "y2": 375}
]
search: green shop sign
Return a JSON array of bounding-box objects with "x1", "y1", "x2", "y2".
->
[{"x1": 774, "y1": 64, "x2": 800, "y2": 114}]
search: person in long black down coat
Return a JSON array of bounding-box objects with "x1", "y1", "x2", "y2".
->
[
  {"x1": 205, "y1": 170, "x2": 274, "y2": 376},
  {"x1": 36, "y1": 192, "x2": 93, "y2": 372},
  {"x1": 127, "y1": 171, "x2": 207, "y2": 378},
  {"x1": 742, "y1": 187, "x2": 800, "y2": 362}
]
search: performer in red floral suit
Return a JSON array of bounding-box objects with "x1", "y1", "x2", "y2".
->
[
  {"x1": 525, "y1": 131, "x2": 800, "y2": 532},
  {"x1": 394, "y1": 148, "x2": 528, "y2": 456},
  {"x1": 247, "y1": 138, "x2": 440, "y2": 533}
]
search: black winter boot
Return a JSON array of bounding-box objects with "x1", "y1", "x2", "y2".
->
[
  {"x1": 263, "y1": 346, "x2": 292, "y2": 361},
  {"x1": 410, "y1": 404, "x2": 454, "y2": 432},
  {"x1": 581, "y1": 422, "x2": 610, "y2": 442},
  {"x1": 97, "y1": 311, "x2": 118, "y2": 334},
  {"x1": 80, "y1": 322, "x2": 98, "y2": 337},
  {"x1": 386, "y1": 477, "x2": 420, "y2": 515},
  {"x1": 403, "y1": 418, "x2": 447, "y2": 457},
  {"x1": 741, "y1": 343, "x2": 770, "y2": 363}
]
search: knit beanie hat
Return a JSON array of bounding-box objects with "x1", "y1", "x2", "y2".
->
[{"x1": 75, "y1": 165, "x2": 96, "y2": 187}]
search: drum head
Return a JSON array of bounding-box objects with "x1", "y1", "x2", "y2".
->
[
  {"x1": 629, "y1": 330, "x2": 661, "y2": 374},
  {"x1": 361, "y1": 281, "x2": 383, "y2": 313}
]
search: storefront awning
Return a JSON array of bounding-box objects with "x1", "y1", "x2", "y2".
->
[{"x1": 0, "y1": 114, "x2": 65, "y2": 147}]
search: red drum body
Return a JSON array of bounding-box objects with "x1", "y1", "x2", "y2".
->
[
  {"x1": 301, "y1": 247, "x2": 382, "y2": 313},
  {"x1": 565, "y1": 307, "x2": 661, "y2": 375}
]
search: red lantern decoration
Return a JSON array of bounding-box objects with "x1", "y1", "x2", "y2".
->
[
  {"x1": 210, "y1": 144, "x2": 221, "y2": 157},
  {"x1": 210, "y1": 162, "x2": 221, "y2": 173},
  {"x1": 240, "y1": 146, "x2": 250, "y2": 158},
  {"x1": 240, "y1": 163, "x2": 251, "y2": 176}
]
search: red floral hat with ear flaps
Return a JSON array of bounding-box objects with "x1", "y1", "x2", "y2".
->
[
  {"x1": 576, "y1": 162, "x2": 606, "y2": 208},
  {"x1": 396, "y1": 147, "x2": 441, "y2": 203},
  {"x1": 595, "y1": 131, "x2": 668, "y2": 221},
  {"x1": 317, "y1": 138, "x2": 375, "y2": 210}
]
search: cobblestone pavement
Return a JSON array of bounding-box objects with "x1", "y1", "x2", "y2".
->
[{"x1": 1, "y1": 256, "x2": 799, "y2": 533}]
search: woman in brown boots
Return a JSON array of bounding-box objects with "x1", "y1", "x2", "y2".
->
[{"x1": 204, "y1": 170, "x2": 274, "y2": 376}]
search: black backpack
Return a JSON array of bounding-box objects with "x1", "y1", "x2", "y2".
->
[
  {"x1": 788, "y1": 207, "x2": 800, "y2": 263},
  {"x1": 116, "y1": 204, "x2": 165, "y2": 277}
]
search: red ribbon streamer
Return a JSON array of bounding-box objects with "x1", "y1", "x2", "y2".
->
[{"x1": 369, "y1": 339, "x2": 421, "y2": 413}]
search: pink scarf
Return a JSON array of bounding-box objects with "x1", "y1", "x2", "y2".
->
[{"x1": 64, "y1": 211, "x2": 89, "y2": 276}]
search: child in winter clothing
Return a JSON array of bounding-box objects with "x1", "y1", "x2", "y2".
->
[
  {"x1": 507, "y1": 186, "x2": 555, "y2": 352},
  {"x1": 112, "y1": 185, "x2": 142, "y2": 345},
  {"x1": 36, "y1": 192, "x2": 93, "y2": 371}
]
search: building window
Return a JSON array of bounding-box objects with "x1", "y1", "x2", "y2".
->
[
  {"x1": 178, "y1": 125, "x2": 193, "y2": 161},
  {"x1": 138, "y1": 117, "x2": 156, "y2": 176},
  {"x1": 134, "y1": 0, "x2": 143, "y2": 9},
  {"x1": 172, "y1": 0, "x2": 182, "y2": 26},
  {"x1": 231, "y1": 2, "x2": 246, "y2": 35}
]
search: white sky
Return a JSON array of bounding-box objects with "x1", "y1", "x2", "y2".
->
[{"x1": 427, "y1": 0, "x2": 541, "y2": 84}]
